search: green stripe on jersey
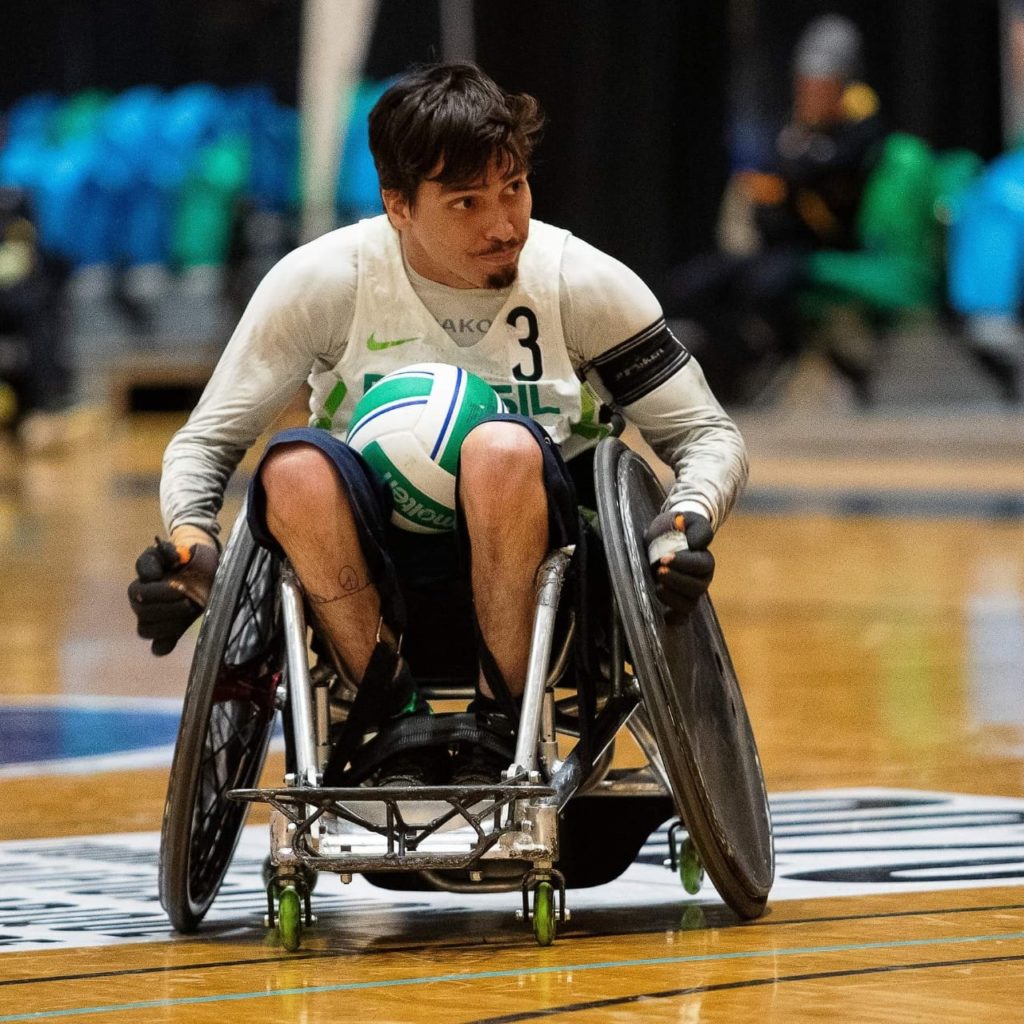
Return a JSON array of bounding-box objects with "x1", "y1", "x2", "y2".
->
[
  {"x1": 570, "y1": 382, "x2": 610, "y2": 440},
  {"x1": 362, "y1": 440, "x2": 456, "y2": 532},
  {"x1": 315, "y1": 379, "x2": 349, "y2": 430},
  {"x1": 324, "y1": 379, "x2": 348, "y2": 416}
]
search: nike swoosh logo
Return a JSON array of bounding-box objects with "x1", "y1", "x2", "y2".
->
[{"x1": 367, "y1": 332, "x2": 420, "y2": 351}]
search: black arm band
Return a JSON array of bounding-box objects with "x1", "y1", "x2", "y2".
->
[{"x1": 587, "y1": 318, "x2": 691, "y2": 406}]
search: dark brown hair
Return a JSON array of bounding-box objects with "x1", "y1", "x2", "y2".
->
[{"x1": 368, "y1": 62, "x2": 544, "y2": 205}]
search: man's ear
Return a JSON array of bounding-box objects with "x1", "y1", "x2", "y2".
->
[{"x1": 381, "y1": 189, "x2": 411, "y2": 230}]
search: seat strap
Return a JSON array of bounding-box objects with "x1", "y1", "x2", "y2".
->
[
  {"x1": 324, "y1": 637, "x2": 415, "y2": 780},
  {"x1": 474, "y1": 634, "x2": 522, "y2": 724}
]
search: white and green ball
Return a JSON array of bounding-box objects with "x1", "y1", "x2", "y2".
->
[{"x1": 346, "y1": 363, "x2": 504, "y2": 533}]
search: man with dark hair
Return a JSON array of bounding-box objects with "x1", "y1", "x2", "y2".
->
[{"x1": 129, "y1": 62, "x2": 748, "y2": 785}]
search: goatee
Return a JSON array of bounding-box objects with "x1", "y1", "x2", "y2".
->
[{"x1": 486, "y1": 265, "x2": 517, "y2": 289}]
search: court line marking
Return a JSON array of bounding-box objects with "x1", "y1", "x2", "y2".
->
[
  {"x1": 466, "y1": 952, "x2": 1024, "y2": 1023},
  {"x1": 4, "y1": 900, "x2": 1024, "y2": 989},
  {"x1": 0, "y1": 699, "x2": 283, "y2": 779},
  {"x1": 3, "y1": 929, "x2": 1024, "y2": 1021},
  {"x1": 0, "y1": 698, "x2": 184, "y2": 779}
]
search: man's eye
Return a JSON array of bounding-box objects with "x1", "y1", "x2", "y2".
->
[{"x1": 453, "y1": 197, "x2": 474, "y2": 210}]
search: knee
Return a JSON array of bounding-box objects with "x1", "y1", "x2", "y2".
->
[
  {"x1": 459, "y1": 422, "x2": 543, "y2": 498},
  {"x1": 259, "y1": 444, "x2": 342, "y2": 525},
  {"x1": 459, "y1": 423, "x2": 545, "y2": 523}
]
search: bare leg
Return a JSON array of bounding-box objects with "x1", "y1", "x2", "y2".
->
[
  {"x1": 259, "y1": 444, "x2": 387, "y2": 681},
  {"x1": 458, "y1": 423, "x2": 548, "y2": 699}
]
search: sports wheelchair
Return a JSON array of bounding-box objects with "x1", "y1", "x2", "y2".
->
[{"x1": 158, "y1": 438, "x2": 774, "y2": 949}]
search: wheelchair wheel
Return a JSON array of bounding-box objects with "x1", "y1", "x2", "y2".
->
[
  {"x1": 159, "y1": 509, "x2": 281, "y2": 932},
  {"x1": 595, "y1": 438, "x2": 774, "y2": 919}
]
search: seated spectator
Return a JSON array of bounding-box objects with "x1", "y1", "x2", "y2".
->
[
  {"x1": 667, "y1": 13, "x2": 886, "y2": 404},
  {"x1": 0, "y1": 186, "x2": 76, "y2": 448}
]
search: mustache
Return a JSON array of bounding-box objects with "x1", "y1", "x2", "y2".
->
[{"x1": 474, "y1": 240, "x2": 522, "y2": 256}]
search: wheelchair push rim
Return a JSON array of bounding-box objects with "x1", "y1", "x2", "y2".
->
[
  {"x1": 158, "y1": 510, "x2": 281, "y2": 933},
  {"x1": 594, "y1": 437, "x2": 774, "y2": 918}
]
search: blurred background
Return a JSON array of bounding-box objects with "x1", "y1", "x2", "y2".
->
[{"x1": 1, "y1": 0, "x2": 1023, "y2": 441}]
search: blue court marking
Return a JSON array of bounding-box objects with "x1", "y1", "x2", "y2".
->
[
  {"x1": 4, "y1": 928, "x2": 1023, "y2": 1021},
  {"x1": 0, "y1": 704, "x2": 181, "y2": 765}
]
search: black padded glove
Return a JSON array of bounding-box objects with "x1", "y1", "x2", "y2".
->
[
  {"x1": 643, "y1": 511, "x2": 715, "y2": 623},
  {"x1": 128, "y1": 538, "x2": 219, "y2": 655}
]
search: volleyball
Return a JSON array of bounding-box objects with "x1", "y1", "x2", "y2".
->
[{"x1": 345, "y1": 363, "x2": 504, "y2": 533}]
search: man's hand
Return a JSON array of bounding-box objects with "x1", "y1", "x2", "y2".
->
[
  {"x1": 643, "y1": 511, "x2": 715, "y2": 623},
  {"x1": 128, "y1": 537, "x2": 219, "y2": 655}
]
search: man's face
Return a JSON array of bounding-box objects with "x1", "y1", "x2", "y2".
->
[{"x1": 383, "y1": 159, "x2": 532, "y2": 289}]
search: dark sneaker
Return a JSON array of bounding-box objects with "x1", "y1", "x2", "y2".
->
[
  {"x1": 449, "y1": 742, "x2": 511, "y2": 788},
  {"x1": 374, "y1": 745, "x2": 449, "y2": 788}
]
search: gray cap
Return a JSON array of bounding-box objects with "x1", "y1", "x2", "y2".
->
[{"x1": 794, "y1": 14, "x2": 864, "y2": 80}]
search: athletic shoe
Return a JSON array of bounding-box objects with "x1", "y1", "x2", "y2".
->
[
  {"x1": 374, "y1": 745, "x2": 449, "y2": 788},
  {"x1": 449, "y1": 742, "x2": 510, "y2": 788}
]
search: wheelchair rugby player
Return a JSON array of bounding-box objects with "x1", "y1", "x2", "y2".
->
[{"x1": 129, "y1": 61, "x2": 772, "y2": 947}]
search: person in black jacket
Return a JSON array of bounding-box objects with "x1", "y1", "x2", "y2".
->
[
  {"x1": 668, "y1": 14, "x2": 886, "y2": 404},
  {"x1": 0, "y1": 187, "x2": 75, "y2": 446}
]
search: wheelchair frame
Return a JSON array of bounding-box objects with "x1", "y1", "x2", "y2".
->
[{"x1": 158, "y1": 438, "x2": 773, "y2": 949}]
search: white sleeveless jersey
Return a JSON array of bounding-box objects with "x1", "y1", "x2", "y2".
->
[{"x1": 309, "y1": 215, "x2": 594, "y2": 457}]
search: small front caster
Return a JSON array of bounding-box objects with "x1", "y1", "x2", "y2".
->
[
  {"x1": 532, "y1": 881, "x2": 556, "y2": 947},
  {"x1": 277, "y1": 885, "x2": 303, "y2": 951},
  {"x1": 519, "y1": 869, "x2": 567, "y2": 946},
  {"x1": 264, "y1": 862, "x2": 316, "y2": 952},
  {"x1": 680, "y1": 836, "x2": 704, "y2": 895}
]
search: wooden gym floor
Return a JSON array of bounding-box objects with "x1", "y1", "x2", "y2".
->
[{"x1": 0, "y1": 397, "x2": 1022, "y2": 1023}]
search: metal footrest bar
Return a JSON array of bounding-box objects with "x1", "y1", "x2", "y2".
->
[{"x1": 230, "y1": 781, "x2": 555, "y2": 872}]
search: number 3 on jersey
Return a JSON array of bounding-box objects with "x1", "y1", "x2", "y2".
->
[{"x1": 508, "y1": 306, "x2": 542, "y2": 381}]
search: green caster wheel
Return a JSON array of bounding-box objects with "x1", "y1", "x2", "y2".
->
[
  {"x1": 532, "y1": 881, "x2": 557, "y2": 947},
  {"x1": 680, "y1": 837, "x2": 704, "y2": 895},
  {"x1": 278, "y1": 885, "x2": 303, "y2": 952}
]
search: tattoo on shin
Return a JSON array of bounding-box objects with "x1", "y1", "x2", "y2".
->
[{"x1": 307, "y1": 565, "x2": 370, "y2": 605}]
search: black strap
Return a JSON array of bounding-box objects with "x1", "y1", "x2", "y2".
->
[
  {"x1": 324, "y1": 640, "x2": 414, "y2": 780},
  {"x1": 474, "y1": 632, "x2": 522, "y2": 723}
]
